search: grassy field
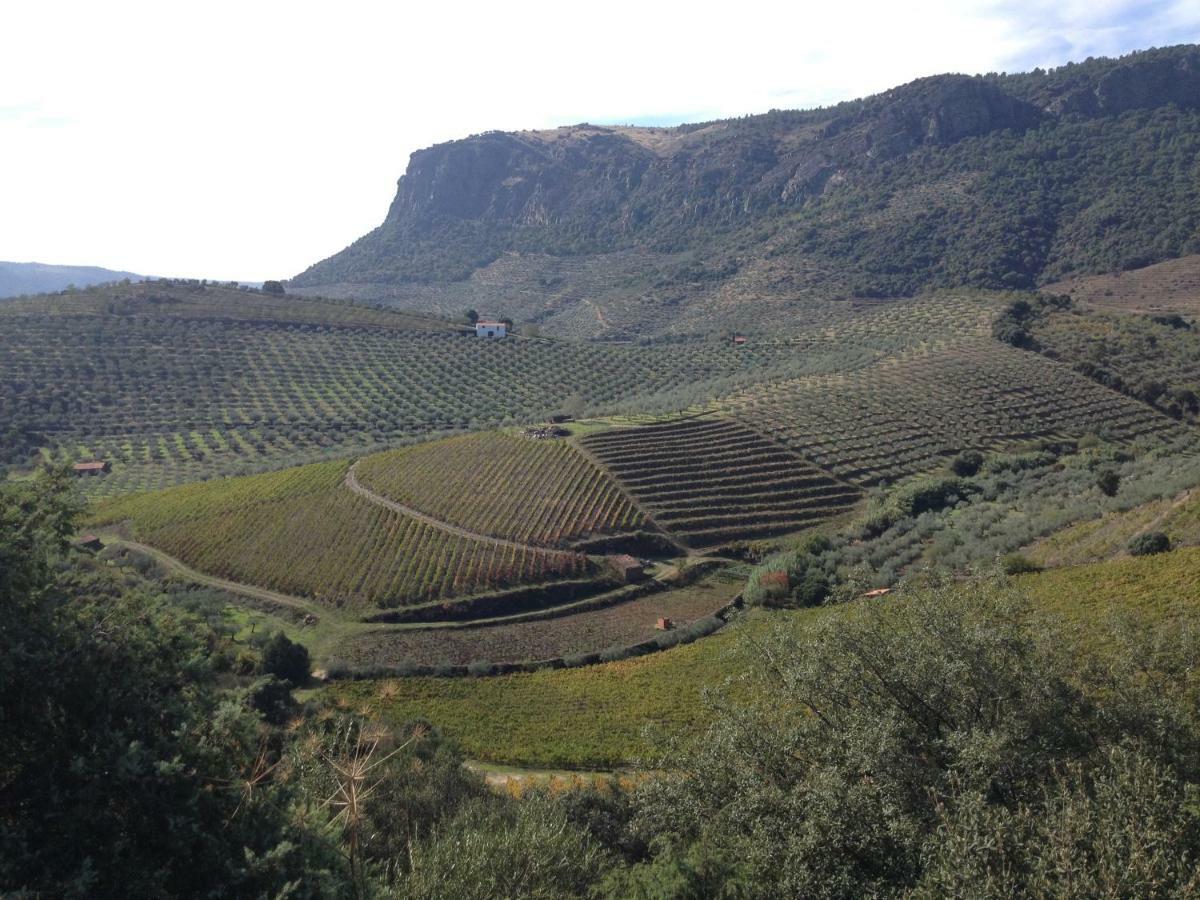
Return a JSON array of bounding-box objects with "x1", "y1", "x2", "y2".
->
[
  {"x1": 581, "y1": 417, "x2": 861, "y2": 547},
  {"x1": 327, "y1": 613, "x2": 761, "y2": 768},
  {"x1": 355, "y1": 431, "x2": 644, "y2": 546},
  {"x1": 89, "y1": 460, "x2": 588, "y2": 611},
  {"x1": 333, "y1": 546, "x2": 1200, "y2": 768}
]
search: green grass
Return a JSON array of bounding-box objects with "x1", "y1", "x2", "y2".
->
[{"x1": 328, "y1": 614, "x2": 762, "y2": 768}]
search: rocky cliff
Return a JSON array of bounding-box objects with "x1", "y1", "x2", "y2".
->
[{"x1": 292, "y1": 45, "x2": 1200, "y2": 338}]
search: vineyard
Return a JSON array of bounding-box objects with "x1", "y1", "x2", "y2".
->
[
  {"x1": 1045, "y1": 253, "x2": 1200, "y2": 318},
  {"x1": 581, "y1": 417, "x2": 862, "y2": 547},
  {"x1": 730, "y1": 339, "x2": 1185, "y2": 486},
  {"x1": 353, "y1": 432, "x2": 644, "y2": 546},
  {"x1": 0, "y1": 279, "x2": 899, "y2": 496},
  {"x1": 89, "y1": 460, "x2": 589, "y2": 611}
]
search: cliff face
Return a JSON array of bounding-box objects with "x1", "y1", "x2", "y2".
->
[{"x1": 292, "y1": 45, "x2": 1200, "y2": 336}]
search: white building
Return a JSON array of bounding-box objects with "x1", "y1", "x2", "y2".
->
[{"x1": 475, "y1": 320, "x2": 507, "y2": 338}]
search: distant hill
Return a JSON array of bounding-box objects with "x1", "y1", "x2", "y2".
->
[
  {"x1": 0, "y1": 261, "x2": 145, "y2": 298},
  {"x1": 292, "y1": 44, "x2": 1200, "y2": 339}
]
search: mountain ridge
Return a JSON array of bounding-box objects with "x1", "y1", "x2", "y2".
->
[
  {"x1": 292, "y1": 44, "x2": 1200, "y2": 338},
  {"x1": 0, "y1": 261, "x2": 146, "y2": 298}
]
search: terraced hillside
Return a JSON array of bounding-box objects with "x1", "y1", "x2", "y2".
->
[
  {"x1": 732, "y1": 339, "x2": 1185, "y2": 486},
  {"x1": 581, "y1": 418, "x2": 861, "y2": 548},
  {"x1": 89, "y1": 460, "x2": 589, "y2": 611},
  {"x1": 1, "y1": 280, "x2": 882, "y2": 496},
  {"x1": 354, "y1": 432, "x2": 643, "y2": 547},
  {"x1": 1045, "y1": 254, "x2": 1200, "y2": 318}
]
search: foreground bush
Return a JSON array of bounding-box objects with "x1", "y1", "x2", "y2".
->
[{"x1": 622, "y1": 577, "x2": 1200, "y2": 897}]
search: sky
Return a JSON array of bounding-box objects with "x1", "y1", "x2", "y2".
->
[{"x1": 2, "y1": 0, "x2": 1197, "y2": 282}]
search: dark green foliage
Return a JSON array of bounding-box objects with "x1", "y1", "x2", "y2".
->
[
  {"x1": 746, "y1": 534, "x2": 833, "y2": 608},
  {"x1": 1129, "y1": 530, "x2": 1172, "y2": 556},
  {"x1": 261, "y1": 279, "x2": 286, "y2": 295},
  {"x1": 619, "y1": 578, "x2": 1200, "y2": 896},
  {"x1": 247, "y1": 675, "x2": 298, "y2": 725},
  {"x1": 261, "y1": 630, "x2": 311, "y2": 684},
  {"x1": 1000, "y1": 552, "x2": 1041, "y2": 575},
  {"x1": 0, "y1": 474, "x2": 349, "y2": 897},
  {"x1": 1096, "y1": 468, "x2": 1122, "y2": 496},
  {"x1": 950, "y1": 449, "x2": 985, "y2": 476}
]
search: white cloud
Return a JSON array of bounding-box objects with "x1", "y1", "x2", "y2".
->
[{"x1": 0, "y1": 0, "x2": 1195, "y2": 280}]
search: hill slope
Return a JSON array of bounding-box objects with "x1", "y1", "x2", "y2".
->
[
  {"x1": 0, "y1": 261, "x2": 145, "y2": 298},
  {"x1": 293, "y1": 45, "x2": 1200, "y2": 338}
]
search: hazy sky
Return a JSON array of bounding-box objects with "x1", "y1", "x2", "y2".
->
[{"x1": 2, "y1": 0, "x2": 1196, "y2": 281}]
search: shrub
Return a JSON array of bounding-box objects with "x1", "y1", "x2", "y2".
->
[
  {"x1": 1096, "y1": 469, "x2": 1122, "y2": 497},
  {"x1": 1128, "y1": 531, "x2": 1171, "y2": 557},
  {"x1": 260, "y1": 631, "x2": 311, "y2": 685},
  {"x1": 1000, "y1": 553, "x2": 1041, "y2": 575},
  {"x1": 951, "y1": 449, "x2": 985, "y2": 477}
]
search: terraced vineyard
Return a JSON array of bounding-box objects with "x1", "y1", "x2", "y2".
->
[
  {"x1": 581, "y1": 417, "x2": 862, "y2": 547},
  {"x1": 89, "y1": 460, "x2": 589, "y2": 610},
  {"x1": 354, "y1": 432, "x2": 643, "y2": 546},
  {"x1": 1, "y1": 280, "x2": 889, "y2": 496},
  {"x1": 731, "y1": 339, "x2": 1185, "y2": 486}
]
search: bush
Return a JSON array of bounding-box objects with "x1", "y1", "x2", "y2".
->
[
  {"x1": 260, "y1": 631, "x2": 310, "y2": 685},
  {"x1": 951, "y1": 449, "x2": 985, "y2": 477},
  {"x1": 1000, "y1": 553, "x2": 1041, "y2": 575},
  {"x1": 1128, "y1": 531, "x2": 1171, "y2": 557},
  {"x1": 1096, "y1": 468, "x2": 1122, "y2": 497}
]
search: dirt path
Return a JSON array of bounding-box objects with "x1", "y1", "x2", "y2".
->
[
  {"x1": 102, "y1": 537, "x2": 331, "y2": 621},
  {"x1": 345, "y1": 461, "x2": 578, "y2": 558}
]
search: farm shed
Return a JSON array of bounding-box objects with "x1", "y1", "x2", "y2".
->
[
  {"x1": 76, "y1": 534, "x2": 104, "y2": 551},
  {"x1": 73, "y1": 460, "x2": 111, "y2": 476},
  {"x1": 608, "y1": 553, "x2": 646, "y2": 583},
  {"x1": 656, "y1": 616, "x2": 674, "y2": 630},
  {"x1": 475, "y1": 320, "x2": 507, "y2": 338},
  {"x1": 732, "y1": 334, "x2": 747, "y2": 345}
]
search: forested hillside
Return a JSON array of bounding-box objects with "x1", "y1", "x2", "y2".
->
[{"x1": 293, "y1": 45, "x2": 1200, "y2": 338}]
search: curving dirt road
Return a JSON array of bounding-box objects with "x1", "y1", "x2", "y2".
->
[{"x1": 101, "y1": 536, "x2": 329, "y2": 620}]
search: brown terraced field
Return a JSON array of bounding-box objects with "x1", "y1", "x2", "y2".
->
[{"x1": 580, "y1": 417, "x2": 862, "y2": 548}]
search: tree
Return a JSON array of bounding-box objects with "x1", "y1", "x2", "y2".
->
[
  {"x1": 0, "y1": 474, "x2": 349, "y2": 896},
  {"x1": 261, "y1": 630, "x2": 311, "y2": 684},
  {"x1": 262, "y1": 280, "x2": 286, "y2": 295},
  {"x1": 464, "y1": 308, "x2": 479, "y2": 325},
  {"x1": 1096, "y1": 468, "x2": 1121, "y2": 496},
  {"x1": 950, "y1": 448, "x2": 985, "y2": 477}
]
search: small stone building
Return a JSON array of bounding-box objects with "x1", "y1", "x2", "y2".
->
[
  {"x1": 475, "y1": 320, "x2": 507, "y2": 338},
  {"x1": 73, "y1": 460, "x2": 111, "y2": 476},
  {"x1": 608, "y1": 553, "x2": 646, "y2": 583}
]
